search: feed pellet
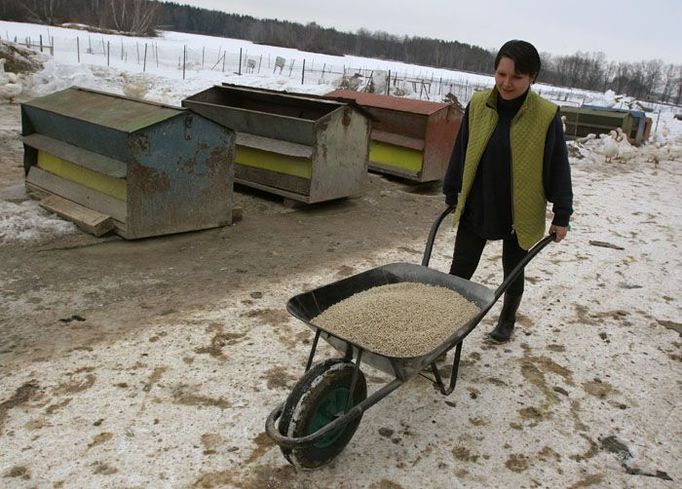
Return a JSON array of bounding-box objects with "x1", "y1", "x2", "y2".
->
[{"x1": 312, "y1": 282, "x2": 481, "y2": 358}]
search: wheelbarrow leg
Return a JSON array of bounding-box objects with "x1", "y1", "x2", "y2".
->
[
  {"x1": 430, "y1": 341, "x2": 463, "y2": 396},
  {"x1": 304, "y1": 329, "x2": 322, "y2": 372},
  {"x1": 345, "y1": 349, "x2": 364, "y2": 413}
]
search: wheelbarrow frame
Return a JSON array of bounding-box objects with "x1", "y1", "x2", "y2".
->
[{"x1": 266, "y1": 206, "x2": 555, "y2": 450}]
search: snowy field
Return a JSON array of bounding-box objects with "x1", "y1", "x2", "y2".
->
[{"x1": 0, "y1": 19, "x2": 681, "y2": 489}]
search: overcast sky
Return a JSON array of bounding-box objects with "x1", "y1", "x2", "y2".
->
[{"x1": 164, "y1": 0, "x2": 681, "y2": 65}]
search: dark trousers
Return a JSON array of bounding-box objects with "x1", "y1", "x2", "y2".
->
[{"x1": 449, "y1": 220, "x2": 528, "y2": 297}]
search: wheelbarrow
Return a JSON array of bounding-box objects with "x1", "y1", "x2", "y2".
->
[{"x1": 265, "y1": 207, "x2": 556, "y2": 469}]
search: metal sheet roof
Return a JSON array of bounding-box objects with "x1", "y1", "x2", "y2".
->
[
  {"x1": 326, "y1": 89, "x2": 450, "y2": 115},
  {"x1": 24, "y1": 87, "x2": 184, "y2": 133}
]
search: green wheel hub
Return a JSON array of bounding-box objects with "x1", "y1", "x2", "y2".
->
[{"x1": 309, "y1": 387, "x2": 350, "y2": 448}]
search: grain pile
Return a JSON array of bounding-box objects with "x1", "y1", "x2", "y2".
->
[{"x1": 312, "y1": 282, "x2": 481, "y2": 358}]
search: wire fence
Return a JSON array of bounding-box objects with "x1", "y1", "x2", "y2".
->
[{"x1": 2, "y1": 29, "x2": 591, "y2": 106}]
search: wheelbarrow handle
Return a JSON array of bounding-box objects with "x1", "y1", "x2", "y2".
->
[
  {"x1": 492, "y1": 233, "x2": 556, "y2": 302},
  {"x1": 421, "y1": 206, "x2": 455, "y2": 267}
]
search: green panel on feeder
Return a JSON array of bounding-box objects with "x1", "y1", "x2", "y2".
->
[
  {"x1": 37, "y1": 151, "x2": 127, "y2": 201},
  {"x1": 369, "y1": 141, "x2": 423, "y2": 173},
  {"x1": 235, "y1": 145, "x2": 312, "y2": 179}
]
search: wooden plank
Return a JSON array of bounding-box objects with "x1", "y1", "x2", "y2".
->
[
  {"x1": 235, "y1": 163, "x2": 311, "y2": 196},
  {"x1": 371, "y1": 130, "x2": 424, "y2": 151},
  {"x1": 26, "y1": 166, "x2": 127, "y2": 223},
  {"x1": 235, "y1": 178, "x2": 311, "y2": 204},
  {"x1": 368, "y1": 160, "x2": 420, "y2": 180},
  {"x1": 22, "y1": 134, "x2": 127, "y2": 178},
  {"x1": 589, "y1": 240, "x2": 625, "y2": 250},
  {"x1": 39, "y1": 194, "x2": 114, "y2": 237},
  {"x1": 236, "y1": 132, "x2": 313, "y2": 158}
]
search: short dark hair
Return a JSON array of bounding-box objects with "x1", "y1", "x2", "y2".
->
[{"x1": 494, "y1": 40, "x2": 541, "y2": 79}]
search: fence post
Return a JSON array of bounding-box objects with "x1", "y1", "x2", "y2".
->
[
  {"x1": 202, "y1": 46, "x2": 205, "y2": 69},
  {"x1": 258, "y1": 54, "x2": 262, "y2": 73},
  {"x1": 143, "y1": 43, "x2": 148, "y2": 72},
  {"x1": 654, "y1": 109, "x2": 661, "y2": 134},
  {"x1": 238, "y1": 48, "x2": 242, "y2": 75},
  {"x1": 301, "y1": 59, "x2": 305, "y2": 84},
  {"x1": 387, "y1": 70, "x2": 391, "y2": 96},
  {"x1": 183, "y1": 45, "x2": 186, "y2": 80},
  {"x1": 107, "y1": 41, "x2": 110, "y2": 66},
  {"x1": 39, "y1": 35, "x2": 43, "y2": 52},
  {"x1": 76, "y1": 37, "x2": 80, "y2": 63}
]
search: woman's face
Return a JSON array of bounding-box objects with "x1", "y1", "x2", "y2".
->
[{"x1": 495, "y1": 56, "x2": 534, "y2": 100}]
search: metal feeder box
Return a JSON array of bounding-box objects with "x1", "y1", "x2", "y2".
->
[
  {"x1": 21, "y1": 87, "x2": 235, "y2": 239},
  {"x1": 560, "y1": 105, "x2": 652, "y2": 145},
  {"x1": 182, "y1": 85, "x2": 370, "y2": 204},
  {"x1": 326, "y1": 90, "x2": 463, "y2": 182}
]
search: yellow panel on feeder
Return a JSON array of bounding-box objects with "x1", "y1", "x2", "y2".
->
[
  {"x1": 235, "y1": 145, "x2": 312, "y2": 179},
  {"x1": 37, "y1": 151, "x2": 127, "y2": 201},
  {"x1": 369, "y1": 141, "x2": 423, "y2": 173}
]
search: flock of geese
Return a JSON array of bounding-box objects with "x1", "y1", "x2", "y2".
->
[{"x1": 0, "y1": 59, "x2": 153, "y2": 104}]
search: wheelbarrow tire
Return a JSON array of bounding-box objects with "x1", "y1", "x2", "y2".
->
[{"x1": 278, "y1": 358, "x2": 367, "y2": 469}]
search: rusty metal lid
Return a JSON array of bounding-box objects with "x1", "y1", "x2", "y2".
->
[
  {"x1": 326, "y1": 89, "x2": 451, "y2": 115},
  {"x1": 23, "y1": 86, "x2": 184, "y2": 133}
]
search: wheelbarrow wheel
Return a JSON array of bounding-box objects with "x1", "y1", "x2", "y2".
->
[{"x1": 278, "y1": 358, "x2": 367, "y2": 469}]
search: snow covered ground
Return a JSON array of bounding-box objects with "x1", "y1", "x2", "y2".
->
[{"x1": 0, "y1": 19, "x2": 681, "y2": 489}]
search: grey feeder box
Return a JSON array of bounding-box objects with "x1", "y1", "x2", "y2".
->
[{"x1": 182, "y1": 84, "x2": 371, "y2": 204}]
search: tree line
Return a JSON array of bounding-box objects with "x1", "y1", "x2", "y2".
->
[
  {"x1": 0, "y1": 0, "x2": 160, "y2": 36},
  {"x1": 1, "y1": 0, "x2": 680, "y2": 104}
]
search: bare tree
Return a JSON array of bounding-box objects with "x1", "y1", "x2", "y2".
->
[
  {"x1": 642, "y1": 59, "x2": 664, "y2": 99},
  {"x1": 19, "y1": 0, "x2": 60, "y2": 24},
  {"x1": 660, "y1": 64, "x2": 677, "y2": 102},
  {"x1": 106, "y1": 0, "x2": 159, "y2": 35}
]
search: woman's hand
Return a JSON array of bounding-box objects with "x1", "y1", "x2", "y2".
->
[{"x1": 549, "y1": 224, "x2": 568, "y2": 242}]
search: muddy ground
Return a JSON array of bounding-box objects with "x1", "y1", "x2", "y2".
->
[{"x1": 1, "y1": 99, "x2": 680, "y2": 489}]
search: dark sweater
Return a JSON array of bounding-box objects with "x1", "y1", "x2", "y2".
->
[{"x1": 442, "y1": 91, "x2": 573, "y2": 240}]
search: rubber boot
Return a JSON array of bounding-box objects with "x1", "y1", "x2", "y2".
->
[{"x1": 488, "y1": 294, "x2": 523, "y2": 342}]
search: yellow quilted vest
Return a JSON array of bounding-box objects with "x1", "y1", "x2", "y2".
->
[{"x1": 453, "y1": 88, "x2": 557, "y2": 250}]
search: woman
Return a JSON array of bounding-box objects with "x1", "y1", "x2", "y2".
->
[{"x1": 443, "y1": 40, "x2": 573, "y2": 342}]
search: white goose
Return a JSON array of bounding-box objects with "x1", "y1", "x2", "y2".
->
[
  {"x1": 121, "y1": 73, "x2": 150, "y2": 100},
  {"x1": 0, "y1": 58, "x2": 22, "y2": 103},
  {"x1": 602, "y1": 131, "x2": 619, "y2": 162},
  {"x1": 0, "y1": 81, "x2": 22, "y2": 103},
  {"x1": 0, "y1": 58, "x2": 19, "y2": 84}
]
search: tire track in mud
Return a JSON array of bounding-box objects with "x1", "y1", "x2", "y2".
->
[{"x1": 0, "y1": 380, "x2": 40, "y2": 435}]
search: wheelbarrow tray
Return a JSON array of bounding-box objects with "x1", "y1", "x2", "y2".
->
[{"x1": 287, "y1": 262, "x2": 494, "y2": 381}]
